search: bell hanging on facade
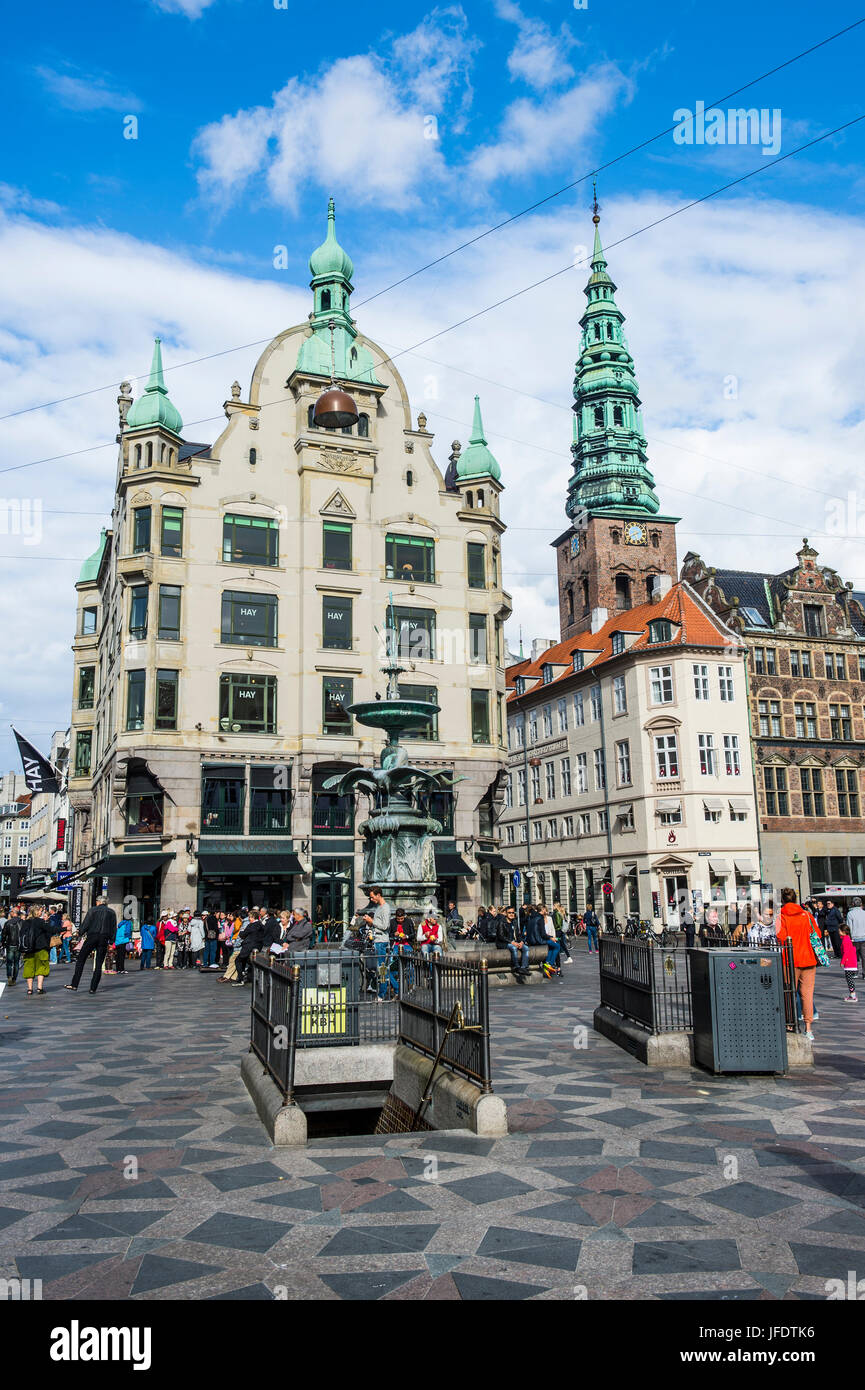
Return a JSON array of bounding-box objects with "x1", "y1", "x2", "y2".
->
[
  {"x1": 312, "y1": 385, "x2": 359, "y2": 430},
  {"x1": 312, "y1": 318, "x2": 359, "y2": 430}
]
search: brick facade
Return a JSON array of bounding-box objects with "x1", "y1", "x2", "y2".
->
[{"x1": 555, "y1": 515, "x2": 679, "y2": 640}]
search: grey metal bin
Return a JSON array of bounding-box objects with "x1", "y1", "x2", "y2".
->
[{"x1": 690, "y1": 948, "x2": 788, "y2": 1074}]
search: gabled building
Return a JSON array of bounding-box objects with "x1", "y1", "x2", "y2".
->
[
  {"x1": 682, "y1": 541, "x2": 865, "y2": 899},
  {"x1": 67, "y1": 201, "x2": 511, "y2": 924},
  {"x1": 502, "y1": 585, "x2": 760, "y2": 924}
]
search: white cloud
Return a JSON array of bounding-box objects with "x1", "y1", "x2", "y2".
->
[
  {"x1": 152, "y1": 0, "x2": 217, "y2": 16},
  {"x1": 36, "y1": 66, "x2": 142, "y2": 113},
  {"x1": 493, "y1": 0, "x2": 578, "y2": 90},
  {"x1": 192, "y1": 10, "x2": 476, "y2": 211},
  {"x1": 468, "y1": 63, "x2": 630, "y2": 184}
]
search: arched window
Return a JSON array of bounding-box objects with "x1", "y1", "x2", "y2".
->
[
  {"x1": 613, "y1": 405, "x2": 624, "y2": 426},
  {"x1": 646, "y1": 577, "x2": 655, "y2": 601},
  {"x1": 581, "y1": 577, "x2": 589, "y2": 610},
  {"x1": 341, "y1": 423, "x2": 353, "y2": 435},
  {"x1": 308, "y1": 404, "x2": 317, "y2": 429},
  {"x1": 321, "y1": 289, "x2": 331, "y2": 311},
  {"x1": 406, "y1": 469, "x2": 413, "y2": 488},
  {"x1": 611, "y1": 529, "x2": 621, "y2": 545},
  {"x1": 145, "y1": 441, "x2": 153, "y2": 468},
  {"x1": 357, "y1": 414, "x2": 369, "y2": 438},
  {"x1": 606, "y1": 323, "x2": 614, "y2": 340},
  {"x1": 593, "y1": 324, "x2": 601, "y2": 341},
  {"x1": 615, "y1": 574, "x2": 631, "y2": 610},
  {"x1": 567, "y1": 587, "x2": 574, "y2": 622},
  {"x1": 466, "y1": 490, "x2": 473, "y2": 508},
  {"x1": 594, "y1": 406, "x2": 604, "y2": 428},
  {"x1": 650, "y1": 530, "x2": 660, "y2": 549},
  {"x1": 249, "y1": 448, "x2": 257, "y2": 466},
  {"x1": 477, "y1": 489, "x2": 485, "y2": 508},
  {"x1": 169, "y1": 448, "x2": 176, "y2": 466},
  {"x1": 160, "y1": 442, "x2": 166, "y2": 462},
  {"x1": 134, "y1": 444, "x2": 142, "y2": 468}
]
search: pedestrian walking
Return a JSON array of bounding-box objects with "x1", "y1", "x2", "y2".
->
[
  {"x1": 139, "y1": 920, "x2": 157, "y2": 969},
  {"x1": 21, "y1": 910, "x2": 51, "y2": 997},
  {"x1": 583, "y1": 902, "x2": 600, "y2": 953},
  {"x1": 846, "y1": 896, "x2": 865, "y2": 978},
  {"x1": 840, "y1": 926, "x2": 859, "y2": 1003},
  {"x1": 1, "y1": 913, "x2": 21, "y2": 986},
  {"x1": 66, "y1": 897, "x2": 117, "y2": 995},
  {"x1": 775, "y1": 887, "x2": 820, "y2": 1042},
  {"x1": 114, "y1": 914, "x2": 133, "y2": 975}
]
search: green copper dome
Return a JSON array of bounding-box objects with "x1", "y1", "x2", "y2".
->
[
  {"x1": 309, "y1": 197, "x2": 354, "y2": 282},
  {"x1": 78, "y1": 528, "x2": 107, "y2": 584},
  {"x1": 456, "y1": 397, "x2": 501, "y2": 482},
  {"x1": 126, "y1": 338, "x2": 183, "y2": 437}
]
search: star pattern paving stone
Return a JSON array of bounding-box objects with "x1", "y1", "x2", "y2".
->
[{"x1": 3, "y1": 953, "x2": 865, "y2": 1298}]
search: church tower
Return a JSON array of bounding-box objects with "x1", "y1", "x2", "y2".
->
[{"x1": 554, "y1": 195, "x2": 679, "y2": 639}]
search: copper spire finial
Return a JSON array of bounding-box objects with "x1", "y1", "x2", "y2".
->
[{"x1": 592, "y1": 177, "x2": 600, "y2": 226}]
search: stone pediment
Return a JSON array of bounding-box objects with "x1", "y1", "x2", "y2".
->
[{"x1": 320, "y1": 489, "x2": 356, "y2": 519}]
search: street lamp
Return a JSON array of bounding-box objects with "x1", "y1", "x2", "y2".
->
[{"x1": 791, "y1": 850, "x2": 803, "y2": 902}]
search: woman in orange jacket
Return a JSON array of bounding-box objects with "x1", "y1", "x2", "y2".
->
[{"x1": 776, "y1": 887, "x2": 819, "y2": 1041}]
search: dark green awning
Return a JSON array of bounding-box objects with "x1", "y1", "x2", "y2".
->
[
  {"x1": 434, "y1": 849, "x2": 476, "y2": 877},
  {"x1": 198, "y1": 850, "x2": 303, "y2": 875},
  {"x1": 97, "y1": 853, "x2": 175, "y2": 876},
  {"x1": 476, "y1": 851, "x2": 511, "y2": 870}
]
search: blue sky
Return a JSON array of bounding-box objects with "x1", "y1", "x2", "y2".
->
[{"x1": 1, "y1": 0, "x2": 865, "y2": 768}]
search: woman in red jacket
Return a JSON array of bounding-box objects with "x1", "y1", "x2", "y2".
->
[{"x1": 776, "y1": 887, "x2": 819, "y2": 1041}]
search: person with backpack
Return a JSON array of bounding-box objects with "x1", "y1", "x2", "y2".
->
[
  {"x1": 583, "y1": 903, "x2": 600, "y2": 954},
  {"x1": 66, "y1": 897, "x2": 117, "y2": 995},
  {"x1": 775, "y1": 886, "x2": 820, "y2": 1042},
  {"x1": 21, "y1": 909, "x2": 52, "y2": 997},
  {"x1": 2, "y1": 913, "x2": 22, "y2": 986}
]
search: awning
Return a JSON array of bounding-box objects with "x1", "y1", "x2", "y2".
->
[
  {"x1": 655, "y1": 799, "x2": 681, "y2": 814},
  {"x1": 434, "y1": 849, "x2": 476, "y2": 877},
  {"x1": 708, "y1": 858, "x2": 731, "y2": 874},
  {"x1": 476, "y1": 851, "x2": 512, "y2": 870},
  {"x1": 728, "y1": 798, "x2": 750, "y2": 812},
  {"x1": 198, "y1": 849, "x2": 303, "y2": 875},
  {"x1": 97, "y1": 853, "x2": 176, "y2": 876},
  {"x1": 702, "y1": 797, "x2": 723, "y2": 811},
  {"x1": 734, "y1": 859, "x2": 756, "y2": 876},
  {"x1": 123, "y1": 757, "x2": 174, "y2": 803},
  {"x1": 615, "y1": 803, "x2": 633, "y2": 818}
]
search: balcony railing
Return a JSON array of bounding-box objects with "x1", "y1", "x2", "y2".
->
[
  {"x1": 250, "y1": 804, "x2": 292, "y2": 835},
  {"x1": 200, "y1": 805, "x2": 244, "y2": 835}
]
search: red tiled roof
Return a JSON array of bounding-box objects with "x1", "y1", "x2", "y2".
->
[{"x1": 506, "y1": 582, "x2": 734, "y2": 702}]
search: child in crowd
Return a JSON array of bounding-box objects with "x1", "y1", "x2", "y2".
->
[{"x1": 841, "y1": 925, "x2": 858, "y2": 1003}]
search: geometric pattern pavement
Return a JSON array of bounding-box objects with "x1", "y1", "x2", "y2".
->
[{"x1": 2, "y1": 951, "x2": 865, "y2": 1300}]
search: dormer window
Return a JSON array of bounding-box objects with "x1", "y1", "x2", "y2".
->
[
  {"x1": 542, "y1": 664, "x2": 553, "y2": 685},
  {"x1": 514, "y1": 676, "x2": 526, "y2": 695},
  {"x1": 572, "y1": 651, "x2": 584, "y2": 673},
  {"x1": 648, "y1": 619, "x2": 673, "y2": 644},
  {"x1": 611, "y1": 632, "x2": 625, "y2": 656}
]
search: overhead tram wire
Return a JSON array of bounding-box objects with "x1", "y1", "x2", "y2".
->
[
  {"x1": 0, "y1": 112, "x2": 862, "y2": 492},
  {"x1": 0, "y1": 17, "x2": 862, "y2": 427}
]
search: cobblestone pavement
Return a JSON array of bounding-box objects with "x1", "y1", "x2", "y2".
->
[{"x1": 1, "y1": 952, "x2": 864, "y2": 1301}]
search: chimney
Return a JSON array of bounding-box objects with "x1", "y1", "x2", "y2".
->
[
  {"x1": 651, "y1": 574, "x2": 672, "y2": 604},
  {"x1": 531, "y1": 637, "x2": 555, "y2": 662},
  {"x1": 590, "y1": 607, "x2": 608, "y2": 634}
]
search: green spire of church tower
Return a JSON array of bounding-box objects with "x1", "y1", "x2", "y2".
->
[
  {"x1": 565, "y1": 193, "x2": 660, "y2": 520},
  {"x1": 296, "y1": 197, "x2": 380, "y2": 385}
]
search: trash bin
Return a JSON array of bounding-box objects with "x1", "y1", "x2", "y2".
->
[{"x1": 690, "y1": 948, "x2": 787, "y2": 1074}]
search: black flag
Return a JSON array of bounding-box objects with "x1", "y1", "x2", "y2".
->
[{"x1": 12, "y1": 729, "x2": 61, "y2": 796}]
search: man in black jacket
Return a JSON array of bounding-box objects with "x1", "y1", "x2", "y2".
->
[
  {"x1": 824, "y1": 899, "x2": 845, "y2": 959},
  {"x1": 1, "y1": 914, "x2": 21, "y2": 985},
  {"x1": 66, "y1": 898, "x2": 117, "y2": 995},
  {"x1": 232, "y1": 910, "x2": 264, "y2": 985},
  {"x1": 497, "y1": 907, "x2": 529, "y2": 982}
]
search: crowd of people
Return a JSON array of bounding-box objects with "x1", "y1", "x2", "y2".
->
[{"x1": 3, "y1": 889, "x2": 864, "y2": 1032}]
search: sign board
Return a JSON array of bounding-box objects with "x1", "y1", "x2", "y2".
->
[
  {"x1": 602, "y1": 881, "x2": 613, "y2": 895},
  {"x1": 56, "y1": 871, "x2": 76, "y2": 887},
  {"x1": 512, "y1": 871, "x2": 521, "y2": 887},
  {"x1": 698, "y1": 850, "x2": 711, "y2": 857}
]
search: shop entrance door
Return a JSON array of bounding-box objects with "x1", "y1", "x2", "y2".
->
[
  {"x1": 312, "y1": 857, "x2": 353, "y2": 941},
  {"x1": 664, "y1": 875, "x2": 689, "y2": 926}
]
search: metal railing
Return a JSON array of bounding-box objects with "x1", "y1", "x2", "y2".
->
[
  {"x1": 397, "y1": 953, "x2": 492, "y2": 1091},
  {"x1": 200, "y1": 805, "x2": 243, "y2": 835},
  {"x1": 249, "y1": 805, "x2": 292, "y2": 835},
  {"x1": 598, "y1": 937, "x2": 799, "y2": 1037},
  {"x1": 250, "y1": 950, "x2": 398, "y2": 1102}
]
